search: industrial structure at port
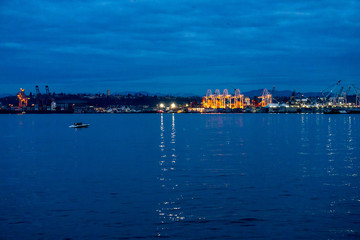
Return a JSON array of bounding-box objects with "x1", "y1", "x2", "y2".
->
[
  {"x1": 202, "y1": 88, "x2": 272, "y2": 109},
  {"x1": 1, "y1": 80, "x2": 360, "y2": 114},
  {"x1": 201, "y1": 81, "x2": 360, "y2": 113},
  {"x1": 12, "y1": 85, "x2": 65, "y2": 112},
  {"x1": 0, "y1": 85, "x2": 200, "y2": 114}
]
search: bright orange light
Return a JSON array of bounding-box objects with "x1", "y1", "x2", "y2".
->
[
  {"x1": 17, "y1": 88, "x2": 28, "y2": 107},
  {"x1": 202, "y1": 89, "x2": 245, "y2": 109}
]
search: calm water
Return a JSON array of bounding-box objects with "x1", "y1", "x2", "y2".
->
[{"x1": 0, "y1": 113, "x2": 359, "y2": 239}]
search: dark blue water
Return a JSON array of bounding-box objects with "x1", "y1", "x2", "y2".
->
[{"x1": 1, "y1": 113, "x2": 359, "y2": 239}]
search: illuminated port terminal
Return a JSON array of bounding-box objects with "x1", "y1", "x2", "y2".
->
[
  {"x1": 1, "y1": 82, "x2": 360, "y2": 114},
  {"x1": 202, "y1": 88, "x2": 271, "y2": 109}
]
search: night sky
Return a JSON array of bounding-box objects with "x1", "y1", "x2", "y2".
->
[{"x1": 1, "y1": 0, "x2": 359, "y2": 95}]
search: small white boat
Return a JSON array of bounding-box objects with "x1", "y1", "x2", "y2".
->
[{"x1": 69, "y1": 122, "x2": 90, "y2": 128}]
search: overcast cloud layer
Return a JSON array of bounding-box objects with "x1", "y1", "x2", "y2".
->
[{"x1": 0, "y1": 0, "x2": 359, "y2": 95}]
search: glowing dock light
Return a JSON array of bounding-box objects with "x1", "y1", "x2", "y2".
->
[
  {"x1": 160, "y1": 103, "x2": 165, "y2": 108},
  {"x1": 171, "y1": 103, "x2": 176, "y2": 109}
]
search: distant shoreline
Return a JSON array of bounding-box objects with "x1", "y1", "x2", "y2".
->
[{"x1": 2, "y1": 109, "x2": 360, "y2": 115}]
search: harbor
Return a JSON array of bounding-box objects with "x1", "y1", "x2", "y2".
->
[
  {"x1": 2, "y1": 0, "x2": 360, "y2": 238},
  {"x1": 1, "y1": 81, "x2": 360, "y2": 114}
]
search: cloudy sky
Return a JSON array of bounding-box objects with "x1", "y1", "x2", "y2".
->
[{"x1": 0, "y1": 0, "x2": 359, "y2": 95}]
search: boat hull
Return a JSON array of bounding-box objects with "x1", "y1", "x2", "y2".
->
[{"x1": 69, "y1": 124, "x2": 90, "y2": 128}]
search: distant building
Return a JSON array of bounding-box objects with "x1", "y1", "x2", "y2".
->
[{"x1": 107, "y1": 89, "x2": 111, "y2": 96}]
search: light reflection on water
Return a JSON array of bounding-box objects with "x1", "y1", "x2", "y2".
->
[
  {"x1": 157, "y1": 114, "x2": 184, "y2": 237},
  {"x1": 0, "y1": 114, "x2": 360, "y2": 239}
]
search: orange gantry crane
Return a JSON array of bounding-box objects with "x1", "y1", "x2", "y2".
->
[
  {"x1": 203, "y1": 89, "x2": 244, "y2": 109},
  {"x1": 17, "y1": 88, "x2": 28, "y2": 108},
  {"x1": 258, "y1": 88, "x2": 272, "y2": 107}
]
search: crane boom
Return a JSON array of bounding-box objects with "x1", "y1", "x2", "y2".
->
[
  {"x1": 352, "y1": 84, "x2": 360, "y2": 106},
  {"x1": 335, "y1": 87, "x2": 344, "y2": 99},
  {"x1": 321, "y1": 80, "x2": 341, "y2": 98}
]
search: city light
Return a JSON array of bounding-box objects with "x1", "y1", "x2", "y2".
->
[{"x1": 2, "y1": 84, "x2": 360, "y2": 114}]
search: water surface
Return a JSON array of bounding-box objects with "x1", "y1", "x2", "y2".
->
[{"x1": 0, "y1": 113, "x2": 359, "y2": 239}]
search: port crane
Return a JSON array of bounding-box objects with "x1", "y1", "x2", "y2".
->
[
  {"x1": 352, "y1": 84, "x2": 360, "y2": 107},
  {"x1": 17, "y1": 88, "x2": 28, "y2": 107},
  {"x1": 202, "y1": 89, "x2": 245, "y2": 109},
  {"x1": 45, "y1": 85, "x2": 50, "y2": 95},
  {"x1": 233, "y1": 89, "x2": 244, "y2": 108},
  {"x1": 222, "y1": 89, "x2": 231, "y2": 108},
  {"x1": 320, "y1": 83, "x2": 360, "y2": 106},
  {"x1": 35, "y1": 85, "x2": 41, "y2": 96},
  {"x1": 343, "y1": 86, "x2": 352, "y2": 104},
  {"x1": 214, "y1": 89, "x2": 221, "y2": 108},
  {"x1": 320, "y1": 80, "x2": 341, "y2": 103},
  {"x1": 204, "y1": 89, "x2": 213, "y2": 108},
  {"x1": 270, "y1": 86, "x2": 279, "y2": 103},
  {"x1": 258, "y1": 89, "x2": 272, "y2": 107},
  {"x1": 332, "y1": 86, "x2": 344, "y2": 105}
]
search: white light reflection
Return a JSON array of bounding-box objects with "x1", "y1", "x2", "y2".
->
[
  {"x1": 324, "y1": 116, "x2": 338, "y2": 216},
  {"x1": 344, "y1": 116, "x2": 356, "y2": 177},
  {"x1": 325, "y1": 116, "x2": 337, "y2": 175},
  {"x1": 325, "y1": 116, "x2": 359, "y2": 218},
  {"x1": 157, "y1": 113, "x2": 184, "y2": 237},
  {"x1": 346, "y1": 116, "x2": 354, "y2": 151},
  {"x1": 299, "y1": 115, "x2": 310, "y2": 177}
]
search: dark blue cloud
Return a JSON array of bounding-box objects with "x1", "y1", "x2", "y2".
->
[{"x1": 0, "y1": 0, "x2": 359, "y2": 95}]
